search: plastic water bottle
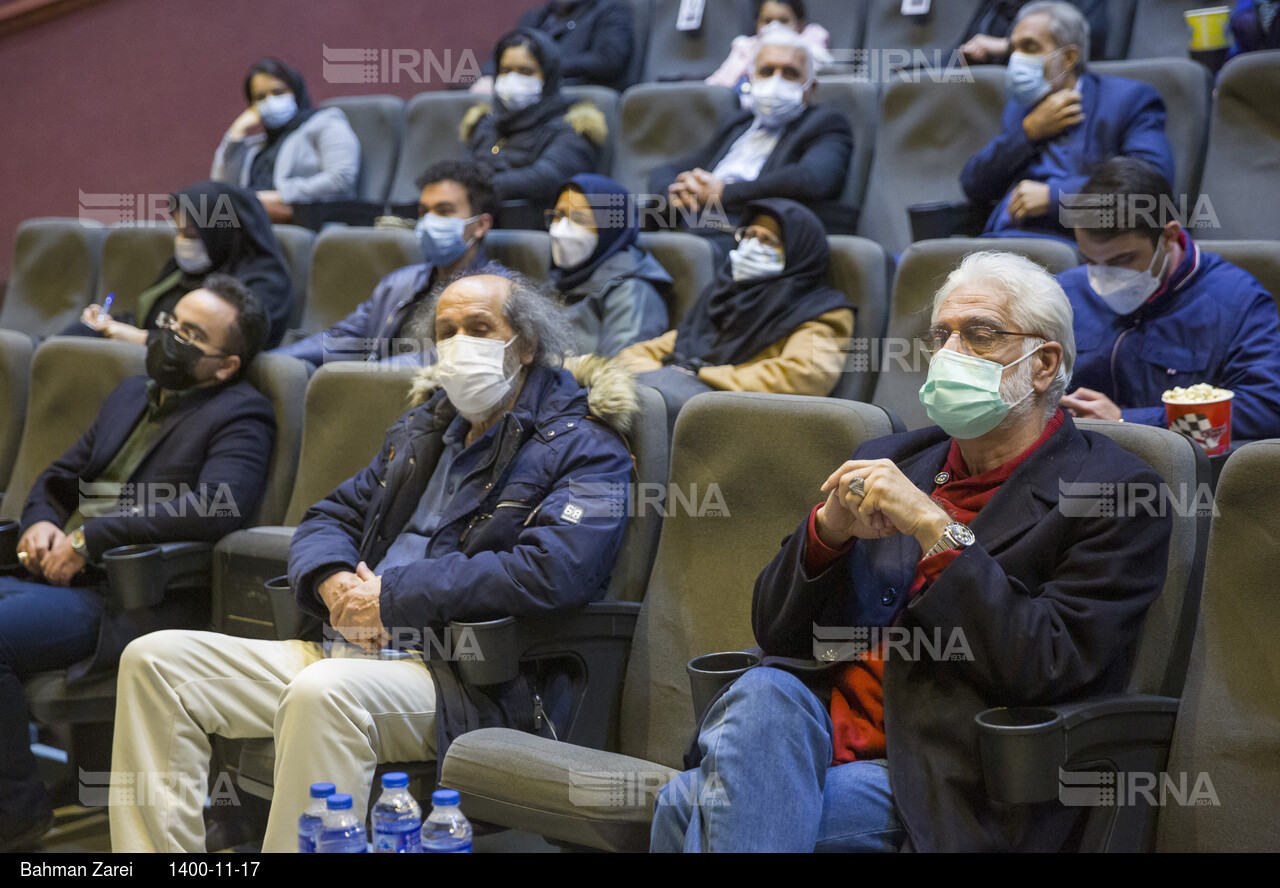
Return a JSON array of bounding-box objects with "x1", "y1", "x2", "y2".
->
[
  {"x1": 372, "y1": 772, "x2": 422, "y2": 853},
  {"x1": 316, "y1": 793, "x2": 367, "y2": 853},
  {"x1": 298, "y1": 782, "x2": 336, "y2": 853},
  {"x1": 421, "y1": 789, "x2": 472, "y2": 853}
]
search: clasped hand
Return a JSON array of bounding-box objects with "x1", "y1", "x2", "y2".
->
[{"x1": 815, "y1": 459, "x2": 952, "y2": 554}]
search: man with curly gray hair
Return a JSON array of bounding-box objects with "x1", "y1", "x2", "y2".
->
[{"x1": 111, "y1": 271, "x2": 638, "y2": 852}]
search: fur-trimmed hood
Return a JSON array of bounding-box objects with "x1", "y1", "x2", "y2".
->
[
  {"x1": 408, "y1": 354, "x2": 638, "y2": 436},
  {"x1": 460, "y1": 100, "x2": 607, "y2": 146}
]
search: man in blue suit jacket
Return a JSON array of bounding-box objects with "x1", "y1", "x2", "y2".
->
[
  {"x1": 652, "y1": 251, "x2": 1171, "y2": 852},
  {"x1": 0, "y1": 275, "x2": 274, "y2": 850},
  {"x1": 961, "y1": 1, "x2": 1175, "y2": 242}
]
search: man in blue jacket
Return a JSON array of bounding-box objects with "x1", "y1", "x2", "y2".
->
[
  {"x1": 0, "y1": 275, "x2": 274, "y2": 850},
  {"x1": 961, "y1": 1, "x2": 1175, "y2": 242},
  {"x1": 273, "y1": 160, "x2": 507, "y2": 368},
  {"x1": 1057, "y1": 158, "x2": 1280, "y2": 439},
  {"x1": 110, "y1": 271, "x2": 637, "y2": 853}
]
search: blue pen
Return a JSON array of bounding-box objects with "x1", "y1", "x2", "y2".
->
[{"x1": 100, "y1": 292, "x2": 114, "y2": 323}]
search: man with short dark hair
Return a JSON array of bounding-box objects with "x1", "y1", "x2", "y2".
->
[
  {"x1": 1058, "y1": 157, "x2": 1280, "y2": 438},
  {"x1": 111, "y1": 271, "x2": 636, "y2": 853},
  {"x1": 273, "y1": 160, "x2": 508, "y2": 367},
  {"x1": 961, "y1": 1, "x2": 1175, "y2": 242},
  {"x1": 0, "y1": 274, "x2": 275, "y2": 850}
]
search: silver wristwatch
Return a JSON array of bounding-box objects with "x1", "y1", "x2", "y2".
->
[{"x1": 924, "y1": 522, "x2": 975, "y2": 558}]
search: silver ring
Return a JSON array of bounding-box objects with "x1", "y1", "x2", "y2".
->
[
  {"x1": 847, "y1": 477, "x2": 866, "y2": 499},
  {"x1": 16, "y1": 551, "x2": 28, "y2": 566}
]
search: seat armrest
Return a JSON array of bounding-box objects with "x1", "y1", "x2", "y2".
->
[
  {"x1": 449, "y1": 602, "x2": 643, "y2": 687},
  {"x1": 450, "y1": 602, "x2": 642, "y2": 750},
  {"x1": 908, "y1": 200, "x2": 992, "y2": 241},
  {"x1": 102, "y1": 541, "x2": 214, "y2": 610},
  {"x1": 441, "y1": 727, "x2": 680, "y2": 853},
  {"x1": 975, "y1": 694, "x2": 1180, "y2": 805}
]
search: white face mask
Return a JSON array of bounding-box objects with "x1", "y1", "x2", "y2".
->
[
  {"x1": 1087, "y1": 242, "x2": 1170, "y2": 315},
  {"x1": 549, "y1": 217, "x2": 599, "y2": 269},
  {"x1": 435, "y1": 334, "x2": 522, "y2": 419},
  {"x1": 174, "y1": 235, "x2": 212, "y2": 274},
  {"x1": 494, "y1": 72, "x2": 543, "y2": 112},
  {"x1": 729, "y1": 238, "x2": 785, "y2": 281},
  {"x1": 748, "y1": 73, "x2": 809, "y2": 127},
  {"x1": 256, "y1": 92, "x2": 298, "y2": 129}
]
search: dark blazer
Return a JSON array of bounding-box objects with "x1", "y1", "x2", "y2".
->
[
  {"x1": 513, "y1": 0, "x2": 636, "y2": 91},
  {"x1": 961, "y1": 72, "x2": 1175, "y2": 240},
  {"x1": 20, "y1": 375, "x2": 275, "y2": 679},
  {"x1": 752, "y1": 414, "x2": 1172, "y2": 851},
  {"x1": 649, "y1": 104, "x2": 856, "y2": 234}
]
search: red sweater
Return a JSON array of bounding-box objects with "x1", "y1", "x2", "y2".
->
[{"x1": 802, "y1": 412, "x2": 1066, "y2": 764}]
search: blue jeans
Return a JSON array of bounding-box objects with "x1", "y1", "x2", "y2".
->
[
  {"x1": 0, "y1": 576, "x2": 103, "y2": 839},
  {"x1": 650, "y1": 666, "x2": 905, "y2": 852}
]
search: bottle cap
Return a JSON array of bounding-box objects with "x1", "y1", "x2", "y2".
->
[
  {"x1": 381, "y1": 771, "x2": 409, "y2": 789},
  {"x1": 432, "y1": 789, "x2": 460, "y2": 807},
  {"x1": 326, "y1": 793, "x2": 354, "y2": 810},
  {"x1": 310, "y1": 782, "x2": 336, "y2": 798}
]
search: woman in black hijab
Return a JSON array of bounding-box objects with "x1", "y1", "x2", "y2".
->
[
  {"x1": 211, "y1": 57, "x2": 360, "y2": 223},
  {"x1": 461, "y1": 28, "x2": 607, "y2": 220},
  {"x1": 78, "y1": 181, "x2": 293, "y2": 348},
  {"x1": 617, "y1": 198, "x2": 853, "y2": 416}
]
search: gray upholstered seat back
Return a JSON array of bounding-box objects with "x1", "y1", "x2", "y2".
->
[{"x1": 619, "y1": 392, "x2": 896, "y2": 768}]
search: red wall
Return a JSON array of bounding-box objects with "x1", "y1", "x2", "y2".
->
[{"x1": 0, "y1": 0, "x2": 542, "y2": 284}]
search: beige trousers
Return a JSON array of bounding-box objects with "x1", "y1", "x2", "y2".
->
[{"x1": 108, "y1": 629, "x2": 437, "y2": 853}]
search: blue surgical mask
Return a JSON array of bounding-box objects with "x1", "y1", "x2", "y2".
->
[
  {"x1": 257, "y1": 93, "x2": 298, "y2": 129},
  {"x1": 1006, "y1": 50, "x2": 1066, "y2": 109},
  {"x1": 416, "y1": 213, "x2": 478, "y2": 266},
  {"x1": 918, "y1": 346, "x2": 1040, "y2": 439}
]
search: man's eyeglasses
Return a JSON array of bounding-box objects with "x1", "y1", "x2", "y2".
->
[
  {"x1": 155, "y1": 312, "x2": 228, "y2": 356},
  {"x1": 921, "y1": 323, "x2": 1043, "y2": 359}
]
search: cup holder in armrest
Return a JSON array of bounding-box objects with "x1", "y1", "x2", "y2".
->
[
  {"x1": 974, "y1": 706, "x2": 1067, "y2": 805},
  {"x1": 449, "y1": 616, "x2": 520, "y2": 686}
]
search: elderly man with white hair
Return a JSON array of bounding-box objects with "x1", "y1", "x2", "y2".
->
[
  {"x1": 649, "y1": 24, "x2": 855, "y2": 236},
  {"x1": 651, "y1": 251, "x2": 1173, "y2": 852}
]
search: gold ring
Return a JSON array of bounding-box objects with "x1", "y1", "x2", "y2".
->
[{"x1": 16, "y1": 551, "x2": 29, "y2": 566}]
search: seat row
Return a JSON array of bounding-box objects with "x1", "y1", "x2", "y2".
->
[
  {"x1": 622, "y1": 0, "x2": 1214, "y2": 86},
  {"x1": 319, "y1": 47, "x2": 1279, "y2": 251},
  {"x1": 3, "y1": 328, "x2": 1275, "y2": 850},
  {"x1": 4, "y1": 215, "x2": 1280, "y2": 440}
]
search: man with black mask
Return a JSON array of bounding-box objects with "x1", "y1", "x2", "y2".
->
[{"x1": 0, "y1": 274, "x2": 274, "y2": 851}]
